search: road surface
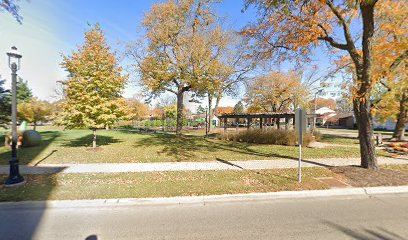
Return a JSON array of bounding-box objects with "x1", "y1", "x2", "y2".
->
[{"x1": 1, "y1": 193, "x2": 408, "y2": 240}]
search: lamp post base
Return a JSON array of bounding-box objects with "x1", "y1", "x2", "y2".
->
[
  {"x1": 4, "y1": 176, "x2": 25, "y2": 187},
  {"x1": 4, "y1": 160, "x2": 25, "y2": 187}
]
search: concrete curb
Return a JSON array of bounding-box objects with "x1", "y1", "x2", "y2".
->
[{"x1": 1, "y1": 185, "x2": 407, "y2": 209}]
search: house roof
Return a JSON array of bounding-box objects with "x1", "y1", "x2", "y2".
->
[
  {"x1": 326, "y1": 113, "x2": 354, "y2": 122},
  {"x1": 316, "y1": 107, "x2": 335, "y2": 115}
]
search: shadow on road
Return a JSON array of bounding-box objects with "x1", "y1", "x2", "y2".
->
[
  {"x1": 0, "y1": 167, "x2": 66, "y2": 240},
  {"x1": 0, "y1": 130, "x2": 66, "y2": 239},
  {"x1": 324, "y1": 221, "x2": 406, "y2": 240},
  {"x1": 85, "y1": 235, "x2": 98, "y2": 240}
]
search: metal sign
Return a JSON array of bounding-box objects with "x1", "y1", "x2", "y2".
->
[
  {"x1": 295, "y1": 108, "x2": 306, "y2": 183},
  {"x1": 295, "y1": 108, "x2": 306, "y2": 144}
]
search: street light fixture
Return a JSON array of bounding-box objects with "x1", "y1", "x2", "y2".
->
[{"x1": 4, "y1": 46, "x2": 25, "y2": 187}]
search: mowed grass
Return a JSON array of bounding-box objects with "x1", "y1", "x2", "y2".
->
[
  {"x1": 0, "y1": 168, "x2": 333, "y2": 201},
  {"x1": 0, "y1": 126, "x2": 367, "y2": 165},
  {"x1": 319, "y1": 134, "x2": 360, "y2": 145}
]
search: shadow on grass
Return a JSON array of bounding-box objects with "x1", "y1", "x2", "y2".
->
[
  {"x1": 215, "y1": 157, "x2": 300, "y2": 182},
  {"x1": 216, "y1": 158, "x2": 244, "y2": 169},
  {"x1": 324, "y1": 221, "x2": 406, "y2": 240},
  {"x1": 0, "y1": 131, "x2": 61, "y2": 165},
  {"x1": 320, "y1": 134, "x2": 359, "y2": 144},
  {"x1": 133, "y1": 133, "x2": 297, "y2": 161},
  {"x1": 60, "y1": 134, "x2": 122, "y2": 148}
]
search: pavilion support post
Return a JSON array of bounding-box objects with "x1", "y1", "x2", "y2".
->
[
  {"x1": 247, "y1": 117, "x2": 252, "y2": 129},
  {"x1": 285, "y1": 117, "x2": 289, "y2": 130},
  {"x1": 277, "y1": 118, "x2": 281, "y2": 129},
  {"x1": 260, "y1": 117, "x2": 263, "y2": 129},
  {"x1": 223, "y1": 118, "x2": 227, "y2": 132},
  {"x1": 236, "y1": 117, "x2": 239, "y2": 132}
]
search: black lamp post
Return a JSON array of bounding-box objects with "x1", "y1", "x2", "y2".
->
[{"x1": 4, "y1": 46, "x2": 25, "y2": 187}]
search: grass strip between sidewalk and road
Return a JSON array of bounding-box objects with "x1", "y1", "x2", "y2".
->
[
  {"x1": 0, "y1": 168, "x2": 334, "y2": 202},
  {"x1": 1, "y1": 165, "x2": 408, "y2": 202}
]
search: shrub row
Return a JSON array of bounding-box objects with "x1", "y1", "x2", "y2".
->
[
  {"x1": 216, "y1": 129, "x2": 320, "y2": 146},
  {"x1": 115, "y1": 118, "x2": 195, "y2": 129}
]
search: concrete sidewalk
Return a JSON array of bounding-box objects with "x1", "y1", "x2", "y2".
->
[{"x1": 0, "y1": 157, "x2": 406, "y2": 174}]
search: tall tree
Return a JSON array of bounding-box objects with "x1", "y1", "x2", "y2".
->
[
  {"x1": 233, "y1": 101, "x2": 244, "y2": 114},
  {"x1": 312, "y1": 98, "x2": 336, "y2": 111},
  {"x1": 244, "y1": 71, "x2": 308, "y2": 113},
  {"x1": 0, "y1": 77, "x2": 9, "y2": 124},
  {"x1": 17, "y1": 97, "x2": 53, "y2": 130},
  {"x1": 16, "y1": 77, "x2": 32, "y2": 103},
  {"x1": 197, "y1": 105, "x2": 206, "y2": 115},
  {"x1": 201, "y1": 36, "x2": 255, "y2": 133},
  {"x1": 128, "y1": 0, "x2": 230, "y2": 135},
  {"x1": 243, "y1": 0, "x2": 405, "y2": 169},
  {"x1": 126, "y1": 98, "x2": 150, "y2": 120},
  {"x1": 371, "y1": 0, "x2": 408, "y2": 140},
  {"x1": 1, "y1": 76, "x2": 33, "y2": 124},
  {"x1": 59, "y1": 24, "x2": 128, "y2": 148}
]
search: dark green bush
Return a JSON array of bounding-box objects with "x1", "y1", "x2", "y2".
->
[{"x1": 216, "y1": 129, "x2": 316, "y2": 146}]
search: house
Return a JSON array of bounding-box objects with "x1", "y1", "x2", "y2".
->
[
  {"x1": 315, "y1": 107, "x2": 335, "y2": 115},
  {"x1": 325, "y1": 113, "x2": 355, "y2": 128},
  {"x1": 315, "y1": 107, "x2": 336, "y2": 126}
]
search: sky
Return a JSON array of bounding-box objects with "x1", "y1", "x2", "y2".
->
[{"x1": 0, "y1": 0, "x2": 335, "y2": 107}]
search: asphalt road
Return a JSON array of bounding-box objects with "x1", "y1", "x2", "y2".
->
[{"x1": 1, "y1": 194, "x2": 408, "y2": 240}]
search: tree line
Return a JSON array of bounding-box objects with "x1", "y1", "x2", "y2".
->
[{"x1": 3, "y1": 0, "x2": 407, "y2": 170}]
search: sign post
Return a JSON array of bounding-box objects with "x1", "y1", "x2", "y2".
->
[{"x1": 295, "y1": 108, "x2": 306, "y2": 183}]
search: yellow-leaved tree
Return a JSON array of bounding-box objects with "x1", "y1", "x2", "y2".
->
[
  {"x1": 244, "y1": 71, "x2": 309, "y2": 114},
  {"x1": 127, "y1": 0, "x2": 231, "y2": 135},
  {"x1": 17, "y1": 97, "x2": 53, "y2": 130},
  {"x1": 59, "y1": 24, "x2": 128, "y2": 148},
  {"x1": 242, "y1": 0, "x2": 408, "y2": 169},
  {"x1": 372, "y1": 0, "x2": 408, "y2": 140}
]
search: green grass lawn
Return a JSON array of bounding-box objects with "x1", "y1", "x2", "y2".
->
[
  {"x1": 319, "y1": 134, "x2": 360, "y2": 145},
  {"x1": 319, "y1": 127, "x2": 407, "y2": 137},
  {"x1": 0, "y1": 126, "x2": 369, "y2": 165},
  {"x1": 0, "y1": 168, "x2": 333, "y2": 201}
]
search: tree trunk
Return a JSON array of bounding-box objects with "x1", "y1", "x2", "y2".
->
[
  {"x1": 176, "y1": 91, "x2": 184, "y2": 135},
  {"x1": 208, "y1": 94, "x2": 213, "y2": 133},
  {"x1": 355, "y1": 98, "x2": 377, "y2": 169},
  {"x1": 352, "y1": 98, "x2": 360, "y2": 136},
  {"x1": 33, "y1": 122, "x2": 37, "y2": 131},
  {"x1": 393, "y1": 92, "x2": 407, "y2": 140},
  {"x1": 353, "y1": 3, "x2": 377, "y2": 169},
  {"x1": 92, "y1": 128, "x2": 97, "y2": 148}
]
